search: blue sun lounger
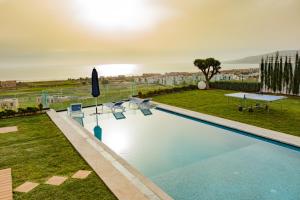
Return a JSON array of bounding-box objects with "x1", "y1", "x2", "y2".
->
[
  {"x1": 67, "y1": 103, "x2": 84, "y2": 118},
  {"x1": 129, "y1": 97, "x2": 152, "y2": 109},
  {"x1": 103, "y1": 101, "x2": 125, "y2": 113},
  {"x1": 129, "y1": 97, "x2": 153, "y2": 116},
  {"x1": 102, "y1": 101, "x2": 126, "y2": 119}
]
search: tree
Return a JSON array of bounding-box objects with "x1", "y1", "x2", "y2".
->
[
  {"x1": 264, "y1": 56, "x2": 269, "y2": 89},
  {"x1": 268, "y1": 57, "x2": 273, "y2": 90},
  {"x1": 260, "y1": 58, "x2": 264, "y2": 90},
  {"x1": 288, "y1": 57, "x2": 293, "y2": 93},
  {"x1": 292, "y1": 52, "x2": 300, "y2": 95},
  {"x1": 278, "y1": 56, "x2": 283, "y2": 92},
  {"x1": 194, "y1": 58, "x2": 221, "y2": 89},
  {"x1": 283, "y1": 56, "x2": 289, "y2": 93},
  {"x1": 272, "y1": 53, "x2": 279, "y2": 92}
]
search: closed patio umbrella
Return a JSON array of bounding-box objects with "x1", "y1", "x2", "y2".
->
[
  {"x1": 91, "y1": 68, "x2": 100, "y2": 114},
  {"x1": 91, "y1": 68, "x2": 102, "y2": 140}
]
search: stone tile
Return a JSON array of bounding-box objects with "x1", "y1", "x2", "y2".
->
[
  {"x1": 71, "y1": 170, "x2": 92, "y2": 179},
  {"x1": 0, "y1": 168, "x2": 12, "y2": 200},
  {"x1": 14, "y1": 182, "x2": 39, "y2": 193},
  {"x1": 0, "y1": 126, "x2": 18, "y2": 134},
  {"x1": 45, "y1": 176, "x2": 67, "y2": 186}
]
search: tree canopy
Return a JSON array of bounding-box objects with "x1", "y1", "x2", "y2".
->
[{"x1": 194, "y1": 58, "x2": 221, "y2": 89}]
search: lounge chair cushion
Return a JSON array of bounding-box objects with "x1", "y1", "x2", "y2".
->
[
  {"x1": 113, "y1": 112, "x2": 126, "y2": 120},
  {"x1": 141, "y1": 109, "x2": 152, "y2": 116},
  {"x1": 71, "y1": 104, "x2": 82, "y2": 112}
]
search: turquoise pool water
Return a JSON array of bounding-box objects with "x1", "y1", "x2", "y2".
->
[{"x1": 80, "y1": 106, "x2": 300, "y2": 200}]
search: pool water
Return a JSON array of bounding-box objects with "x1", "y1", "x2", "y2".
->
[{"x1": 76, "y1": 106, "x2": 300, "y2": 200}]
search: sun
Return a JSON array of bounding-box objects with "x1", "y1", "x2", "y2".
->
[{"x1": 73, "y1": 0, "x2": 172, "y2": 33}]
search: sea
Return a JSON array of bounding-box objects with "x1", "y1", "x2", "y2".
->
[{"x1": 0, "y1": 63, "x2": 259, "y2": 82}]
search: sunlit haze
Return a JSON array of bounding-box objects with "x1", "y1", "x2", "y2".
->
[
  {"x1": 0, "y1": 0, "x2": 299, "y2": 80},
  {"x1": 97, "y1": 64, "x2": 137, "y2": 77}
]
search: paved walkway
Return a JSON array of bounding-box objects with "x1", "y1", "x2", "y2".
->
[
  {"x1": 0, "y1": 168, "x2": 13, "y2": 200},
  {"x1": 14, "y1": 170, "x2": 92, "y2": 193}
]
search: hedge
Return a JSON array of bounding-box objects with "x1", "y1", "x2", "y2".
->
[
  {"x1": 210, "y1": 81, "x2": 260, "y2": 92},
  {"x1": 138, "y1": 85, "x2": 198, "y2": 98},
  {"x1": 0, "y1": 105, "x2": 43, "y2": 119}
]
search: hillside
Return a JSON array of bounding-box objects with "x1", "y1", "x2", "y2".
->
[{"x1": 224, "y1": 50, "x2": 300, "y2": 64}]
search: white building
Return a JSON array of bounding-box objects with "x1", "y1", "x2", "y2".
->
[
  {"x1": 135, "y1": 73, "x2": 205, "y2": 86},
  {"x1": 212, "y1": 74, "x2": 239, "y2": 81},
  {"x1": 36, "y1": 95, "x2": 72, "y2": 105},
  {"x1": 0, "y1": 98, "x2": 19, "y2": 111}
]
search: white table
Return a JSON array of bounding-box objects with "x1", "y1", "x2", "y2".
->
[{"x1": 225, "y1": 92, "x2": 287, "y2": 111}]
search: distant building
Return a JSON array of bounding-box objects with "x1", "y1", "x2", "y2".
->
[
  {"x1": 0, "y1": 98, "x2": 19, "y2": 111},
  {"x1": 134, "y1": 72, "x2": 204, "y2": 86},
  {"x1": 36, "y1": 95, "x2": 73, "y2": 105},
  {"x1": 212, "y1": 74, "x2": 239, "y2": 81},
  {"x1": 0, "y1": 80, "x2": 17, "y2": 88}
]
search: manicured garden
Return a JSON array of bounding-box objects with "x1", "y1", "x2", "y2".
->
[
  {"x1": 0, "y1": 114, "x2": 117, "y2": 200},
  {"x1": 153, "y1": 89, "x2": 300, "y2": 137}
]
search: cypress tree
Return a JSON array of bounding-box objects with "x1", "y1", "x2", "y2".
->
[
  {"x1": 264, "y1": 56, "x2": 269, "y2": 90},
  {"x1": 260, "y1": 58, "x2": 264, "y2": 90},
  {"x1": 278, "y1": 56, "x2": 283, "y2": 92},
  {"x1": 269, "y1": 56, "x2": 274, "y2": 90},
  {"x1": 283, "y1": 56, "x2": 289, "y2": 93},
  {"x1": 292, "y1": 52, "x2": 299, "y2": 95},
  {"x1": 298, "y1": 54, "x2": 300, "y2": 95},
  {"x1": 272, "y1": 52, "x2": 279, "y2": 92},
  {"x1": 268, "y1": 57, "x2": 273, "y2": 89},
  {"x1": 288, "y1": 57, "x2": 293, "y2": 94}
]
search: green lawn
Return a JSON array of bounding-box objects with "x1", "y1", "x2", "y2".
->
[
  {"x1": 0, "y1": 114, "x2": 117, "y2": 200},
  {"x1": 153, "y1": 89, "x2": 300, "y2": 137}
]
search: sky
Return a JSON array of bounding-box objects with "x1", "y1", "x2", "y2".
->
[{"x1": 0, "y1": 0, "x2": 299, "y2": 80}]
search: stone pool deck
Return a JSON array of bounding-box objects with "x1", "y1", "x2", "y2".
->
[{"x1": 47, "y1": 109, "x2": 172, "y2": 200}]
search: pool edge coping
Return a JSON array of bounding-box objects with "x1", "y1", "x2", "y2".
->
[
  {"x1": 47, "y1": 109, "x2": 173, "y2": 200},
  {"x1": 155, "y1": 102, "x2": 300, "y2": 149}
]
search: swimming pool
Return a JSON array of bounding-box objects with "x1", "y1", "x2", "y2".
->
[{"x1": 70, "y1": 105, "x2": 300, "y2": 200}]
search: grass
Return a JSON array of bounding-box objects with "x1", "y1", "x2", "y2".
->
[
  {"x1": 0, "y1": 80, "x2": 172, "y2": 110},
  {"x1": 0, "y1": 114, "x2": 117, "y2": 200},
  {"x1": 153, "y1": 89, "x2": 300, "y2": 137}
]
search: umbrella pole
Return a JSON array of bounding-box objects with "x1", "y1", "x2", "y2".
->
[{"x1": 96, "y1": 97, "x2": 98, "y2": 114}]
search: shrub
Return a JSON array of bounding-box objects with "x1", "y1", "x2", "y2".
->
[
  {"x1": 38, "y1": 103, "x2": 43, "y2": 111},
  {"x1": 139, "y1": 84, "x2": 198, "y2": 98},
  {"x1": 210, "y1": 81, "x2": 260, "y2": 92},
  {"x1": 0, "y1": 106, "x2": 42, "y2": 119}
]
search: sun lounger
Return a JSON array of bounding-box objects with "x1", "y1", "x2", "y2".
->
[
  {"x1": 129, "y1": 97, "x2": 154, "y2": 116},
  {"x1": 113, "y1": 112, "x2": 126, "y2": 120},
  {"x1": 140, "y1": 108, "x2": 152, "y2": 116},
  {"x1": 67, "y1": 103, "x2": 84, "y2": 118},
  {"x1": 129, "y1": 97, "x2": 153, "y2": 109},
  {"x1": 102, "y1": 101, "x2": 125, "y2": 113}
]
